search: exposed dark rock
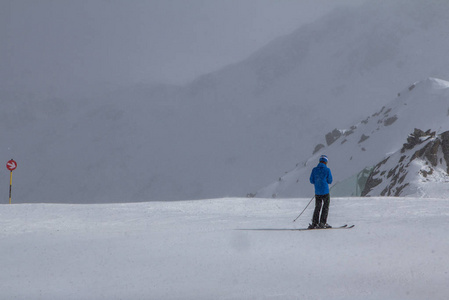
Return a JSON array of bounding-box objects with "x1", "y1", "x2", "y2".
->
[
  {"x1": 313, "y1": 143, "x2": 325, "y2": 154},
  {"x1": 372, "y1": 106, "x2": 385, "y2": 117},
  {"x1": 402, "y1": 128, "x2": 435, "y2": 152},
  {"x1": 325, "y1": 129, "x2": 342, "y2": 146},
  {"x1": 410, "y1": 139, "x2": 440, "y2": 167},
  {"x1": 362, "y1": 177, "x2": 383, "y2": 196},
  {"x1": 394, "y1": 184, "x2": 409, "y2": 196},
  {"x1": 425, "y1": 140, "x2": 440, "y2": 167},
  {"x1": 383, "y1": 115, "x2": 398, "y2": 126},
  {"x1": 344, "y1": 129, "x2": 355, "y2": 136},
  {"x1": 440, "y1": 131, "x2": 449, "y2": 173},
  {"x1": 398, "y1": 173, "x2": 408, "y2": 184},
  {"x1": 358, "y1": 134, "x2": 370, "y2": 143},
  {"x1": 387, "y1": 165, "x2": 398, "y2": 179},
  {"x1": 419, "y1": 168, "x2": 433, "y2": 178},
  {"x1": 361, "y1": 157, "x2": 389, "y2": 196}
]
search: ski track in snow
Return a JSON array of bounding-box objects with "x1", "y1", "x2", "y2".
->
[{"x1": 1, "y1": 197, "x2": 448, "y2": 300}]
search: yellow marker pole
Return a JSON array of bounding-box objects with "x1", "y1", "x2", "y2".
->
[{"x1": 9, "y1": 171, "x2": 13, "y2": 204}]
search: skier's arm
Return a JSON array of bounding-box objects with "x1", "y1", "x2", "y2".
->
[
  {"x1": 327, "y1": 169, "x2": 333, "y2": 184},
  {"x1": 309, "y1": 170, "x2": 315, "y2": 184}
]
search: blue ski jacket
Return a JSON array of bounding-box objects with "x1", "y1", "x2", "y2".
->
[{"x1": 310, "y1": 162, "x2": 333, "y2": 195}]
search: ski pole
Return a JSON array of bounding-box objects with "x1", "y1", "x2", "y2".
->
[{"x1": 293, "y1": 196, "x2": 315, "y2": 222}]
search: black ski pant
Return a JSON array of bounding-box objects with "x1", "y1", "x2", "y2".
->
[{"x1": 312, "y1": 194, "x2": 330, "y2": 225}]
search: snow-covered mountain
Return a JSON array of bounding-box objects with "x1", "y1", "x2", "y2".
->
[
  {"x1": 3, "y1": 0, "x2": 449, "y2": 203},
  {"x1": 256, "y1": 77, "x2": 449, "y2": 198}
]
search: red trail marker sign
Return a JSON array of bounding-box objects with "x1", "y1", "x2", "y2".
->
[
  {"x1": 6, "y1": 159, "x2": 17, "y2": 204},
  {"x1": 7, "y1": 159, "x2": 17, "y2": 171}
]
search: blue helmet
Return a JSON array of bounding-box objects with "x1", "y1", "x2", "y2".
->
[{"x1": 319, "y1": 155, "x2": 328, "y2": 163}]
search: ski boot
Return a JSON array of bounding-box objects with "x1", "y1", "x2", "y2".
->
[
  {"x1": 319, "y1": 223, "x2": 332, "y2": 228},
  {"x1": 308, "y1": 223, "x2": 318, "y2": 229}
]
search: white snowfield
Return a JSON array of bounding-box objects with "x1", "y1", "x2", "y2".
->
[{"x1": 1, "y1": 197, "x2": 448, "y2": 300}]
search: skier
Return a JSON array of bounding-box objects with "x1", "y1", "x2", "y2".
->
[{"x1": 309, "y1": 155, "x2": 333, "y2": 229}]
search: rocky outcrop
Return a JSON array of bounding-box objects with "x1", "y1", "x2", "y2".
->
[
  {"x1": 402, "y1": 128, "x2": 435, "y2": 151},
  {"x1": 358, "y1": 134, "x2": 370, "y2": 144},
  {"x1": 313, "y1": 143, "x2": 325, "y2": 154},
  {"x1": 362, "y1": 129, "x2": 449, "y2": 197},
  {"x1": 383, "y1": 115, "x2": 398, "y2": 126},
  {"x1": 325, "y1": 129, "x2": 342, "y2": 146}
]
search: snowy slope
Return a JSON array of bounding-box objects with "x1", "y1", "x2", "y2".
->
[
  {"x1": 1, "y1": 197, "x2": 448, "y2": 299},
  {"x1": 3, "y1": 1, "x2": 449, "y2": 203},
  {"x1": 257, "y1": 78, "x2": 449, "y2": 198}
]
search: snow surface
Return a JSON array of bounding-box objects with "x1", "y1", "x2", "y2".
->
[{"x1": 1, "y1": 197, "x2": 448, "y2": 299}]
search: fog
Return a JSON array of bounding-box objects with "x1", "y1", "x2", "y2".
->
[
  {"x1": 1, "y1": 0, "x2": 365, "y2": 95},
  {"x1": 5, "y1": 0, "x2": 448, "y2": 203}
]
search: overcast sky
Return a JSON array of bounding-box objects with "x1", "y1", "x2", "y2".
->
[{"x1": 1, "y1": 0, "x2": 365, "y2": 95}]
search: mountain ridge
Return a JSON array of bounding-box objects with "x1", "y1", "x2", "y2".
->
[{"x1": 256, "y1": 77, "x2": 449, "y2": 198}]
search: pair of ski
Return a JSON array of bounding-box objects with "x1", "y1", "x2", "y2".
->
[
  {"x1": 238, "y1": 224, "x2": 354, "y2": 231},
  {"x1": 300, "y1": 224, "x2": 354, "y2": 231}
]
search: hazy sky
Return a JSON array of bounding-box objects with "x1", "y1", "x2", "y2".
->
[{"x1": 1, "y1": 0, "x2": 365, "y2": 95}]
